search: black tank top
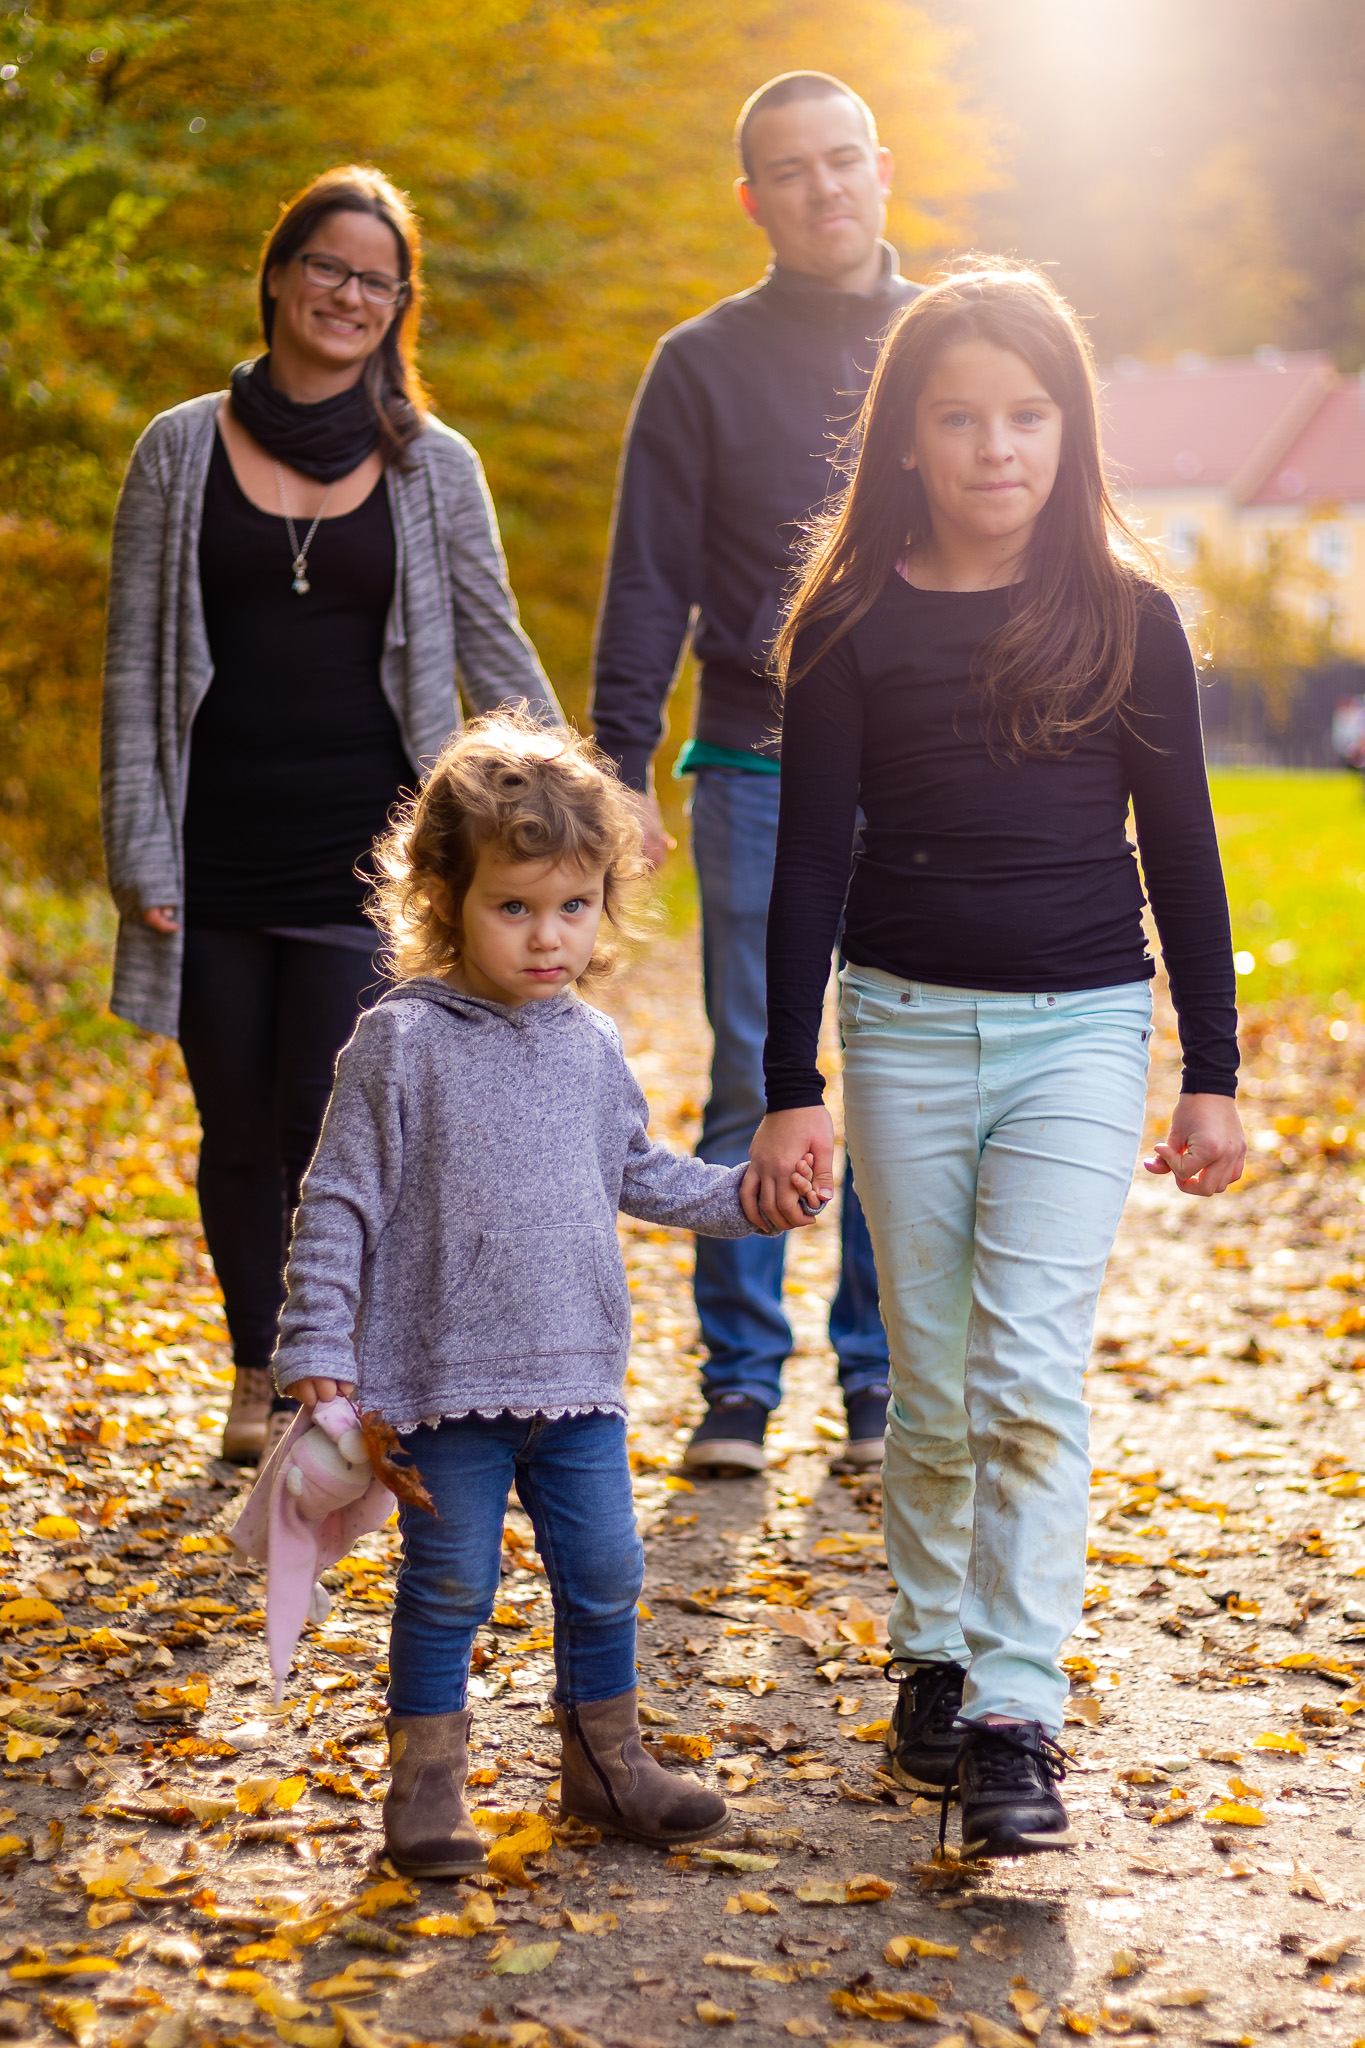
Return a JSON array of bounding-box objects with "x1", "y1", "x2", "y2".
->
[{"x1": 184, "y1": 429, "x2": 408, "y2": 926}]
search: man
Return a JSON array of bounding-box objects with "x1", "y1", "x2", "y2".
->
[{"x1": 591, "y1": 72, "x2": 917, "y2": 1476}]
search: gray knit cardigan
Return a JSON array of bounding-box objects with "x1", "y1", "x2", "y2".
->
[{"x1": 100, "y1": 392, "x2": 562, "y2": 1037}]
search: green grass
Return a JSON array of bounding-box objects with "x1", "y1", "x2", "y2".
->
[{"x1": 1208, "y1": 769, "x2": 1365, "y2": 1007}]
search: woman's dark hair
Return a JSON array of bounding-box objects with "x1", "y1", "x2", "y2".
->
[
  {"x1": 258, "y1": 164, "x2": 427, "y2": 466},
  {"x1": 773, "y1": 259, "x2": 1164, "y2": 756}
]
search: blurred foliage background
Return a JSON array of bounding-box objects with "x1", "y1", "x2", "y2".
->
[
  {"x1": 0, "y1": 0, "x2": 989, "y2": 881},
  {"x1": 6, "y1": 0, "x2": 1365, "y2": 884}
]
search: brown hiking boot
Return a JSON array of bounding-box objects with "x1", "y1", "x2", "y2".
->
[
  {"x1": 220, "y1": 1367, "x2": 273, "y2": 1465},
  {"x1": 383, "y1": 1710, "x2": 487, "y2": 1878},
  {"x1": 554, "y1": 1686, "x2": 728, "y2": 1848}
]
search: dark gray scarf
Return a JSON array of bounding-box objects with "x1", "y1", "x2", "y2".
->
[{"x1": 229, "y1": 356, "x2": 380, "y2": 482}]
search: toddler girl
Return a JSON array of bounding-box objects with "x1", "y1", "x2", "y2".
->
[{"x1": 273, "y1": 712, "x2": 814, "y2": 1876}]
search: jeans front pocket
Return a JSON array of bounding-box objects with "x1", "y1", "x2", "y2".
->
[{"x1": 448, "y1": 1225, "x2": 629, "y2": 1362}]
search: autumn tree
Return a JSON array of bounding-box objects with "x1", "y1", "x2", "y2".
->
[{"x1": 0, "y1": 0, "x2": 994, "y2": 880}]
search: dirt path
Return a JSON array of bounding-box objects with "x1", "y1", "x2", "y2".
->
[{"x1": 3, "y1": 933, "x2": 1365, "y2": 2048}]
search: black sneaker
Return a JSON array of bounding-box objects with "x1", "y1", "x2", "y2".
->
[
  {"x1": 884, "y1": 1658, "x2": 966, "y2": 1793},
  {"x1": 841, "y1": 1384, "x2": 889, "y2": 1471},
  {"x1": 681, "y1": 1394, "x2": 768, "y2": 1475},
  {"x1": 950, "y1": 1721, "x2": 1075, "y2": 1859}
]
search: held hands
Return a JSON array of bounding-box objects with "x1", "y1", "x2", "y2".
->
[
  {"x1": 143, "y1": 906, "x2": 180, "y2": 934},
  {"x1": 741, "y1": 1107, "x2": 837, "y2": 1235},
  {"x1": 1144, "y1": 1092, "x2": 1246, "y2": 1197}
]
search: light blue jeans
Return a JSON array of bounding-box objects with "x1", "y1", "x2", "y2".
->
[{"x1": 839, "y1": 965, "x2": 1153, "y2": 1732}]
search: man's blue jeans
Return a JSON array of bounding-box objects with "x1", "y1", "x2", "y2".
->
[
  {"x1": 388, "y1": 1409, "x2": 643, "y2": 1716},
  {"x1": 689, "y1": 766, "x2": 889, "y2": 1413}
]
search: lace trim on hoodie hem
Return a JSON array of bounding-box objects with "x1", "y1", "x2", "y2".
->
[{"x1": 396, "y1": 1401, "x2": 628, "y2": 1431}]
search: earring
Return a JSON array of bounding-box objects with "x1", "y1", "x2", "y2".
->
[{"x1": 900, "y1": 455, "x2": 912, "y2": 469}]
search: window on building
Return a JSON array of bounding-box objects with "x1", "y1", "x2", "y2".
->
[
  {"x1": 1309, "y1": 523, "x2": 1353, "y2": 577},
  {"x1": 1163, "y1": 514, "x2": 1202, "y2": 570}
]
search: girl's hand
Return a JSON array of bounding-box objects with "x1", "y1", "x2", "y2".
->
[
  {"x1": 284, "y1": 1377, "x2": 357, "y2": 1410},
  {"x1": 143, "y1": 906, "x2": 180, "y2": 934},
  {"x1": 742, "y1": 1108, "x2": 836, "y2": 1233},
  {"x1": 1144, "y1": 1093, "x2": 1245, "y2": 1196}
]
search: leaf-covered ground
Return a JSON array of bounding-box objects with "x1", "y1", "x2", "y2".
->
[{"x1": 4, "y1": 889, "x2": 1365, "y2": 2048}]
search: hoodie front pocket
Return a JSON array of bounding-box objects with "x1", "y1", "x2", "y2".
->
[{"x1": 445, "y1": 1226, "x2": 629, "y2": 1361}]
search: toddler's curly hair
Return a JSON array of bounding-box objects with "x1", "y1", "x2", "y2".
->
[{"x1": 369, "y1": 707, "x2": 652, "y2": 991}]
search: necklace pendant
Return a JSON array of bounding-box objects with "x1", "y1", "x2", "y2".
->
[{"x1": 292, "y1": 567, "x2": 310, "y2": 595}]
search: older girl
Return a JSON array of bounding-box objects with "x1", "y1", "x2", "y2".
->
[
  {"x1": 750, "y1": 264, "x2": 1244, "y2": 1858},
  {"x1": 101, "y1": 166, "x2": 559, "y2": 1467}
]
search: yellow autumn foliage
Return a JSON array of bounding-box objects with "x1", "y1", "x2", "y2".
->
[{"x1": 0, "y1": 0, "x2": 993, "y2": 879}]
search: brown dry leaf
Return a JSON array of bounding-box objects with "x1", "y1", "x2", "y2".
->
[
  {"x1": 784, "y1": 2023, "x2": 824, "y2": 2039},
  {"x1": 1306, "y1": 1932, "x2": 1362, "y2": 1965},
  {"x1": 1108, "y1": 1950, "x2": 1141, "y2": 1980},
  {"x1": 1007, "y1": 1985, "x2": 1049, "y2": 2041},
  {"x1": 962, "y1": 2015, "x2": 1032, "y2": 2048},
  {"x1": 359, "y1": 1411, "x2": 438, "y2": 1515},
  {"x1": 1150, "y1": 1987, "x2": 1212, "y2": 2007},
  {"x1": 703, "y1": 1953, "x2": 763, "y2": 1973},
  {"x1": 1290, "y1": 1860, "x2": 1342, "y2": 1904},
  {"x1": 1057, "y1": 2016, "x2": 1096, "y2": 2038},
  {"x1": 40, "y1": 1998, "x2": 100, "y2": 2048},
  {"x1": 970, "y1": 1923, "x2": 1024, "y2": 1961},
  {"x1": 776, "y1": 1611, "x2": 832, "y2": 1653}
]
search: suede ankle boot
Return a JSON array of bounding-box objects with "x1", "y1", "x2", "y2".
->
[
  {"x1": 554, "y1": 1686, "x2": 728, "y2": 1848},
  {"x1": 383, "y1": 1709, "x2": 487, "y2": 1878}
]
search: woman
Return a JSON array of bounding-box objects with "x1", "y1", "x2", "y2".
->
[
  {"x1": 748, "y1": 264, "x2": 1243, "y2": 1859},
  {"x1": 101, "y1": 165, "x2": 562, "y2": 1467}
]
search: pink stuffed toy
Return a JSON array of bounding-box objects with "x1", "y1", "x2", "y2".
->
[{"x1": 230, "y1": 1396, "x2": 393, "y2": 1703}]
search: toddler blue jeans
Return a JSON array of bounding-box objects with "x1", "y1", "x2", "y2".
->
[
  {"x1": 839, "y1": 966, "x2": 1153, "y2": 1733},
  {"x1": 387, "y1": 1408, "x2": 644, "y2": 1715}
]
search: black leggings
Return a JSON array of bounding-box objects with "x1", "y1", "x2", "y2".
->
[{"x1": 178, "y1": 928, "x2": 382, "y2": 1402}]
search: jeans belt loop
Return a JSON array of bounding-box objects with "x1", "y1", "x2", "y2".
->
[{"x1": 900, "y1": 981, "x2": 922, "y2": 1008}]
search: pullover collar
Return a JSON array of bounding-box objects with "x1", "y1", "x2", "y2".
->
[
  {"x1": 381, "y1": 975, "x2": 578, "y2": 1031},
  {"x1": 761, "y1": 241, "x2": 907, "y2": 324}
]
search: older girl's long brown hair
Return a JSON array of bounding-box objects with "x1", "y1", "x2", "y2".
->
[{"x1": 772, "y1": 261, "x2": 1162, "y2": 756}]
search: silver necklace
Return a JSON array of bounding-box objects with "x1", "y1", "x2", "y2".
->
[{"x1": 274, "y1": 461, "x2": 337, "y2": 594}]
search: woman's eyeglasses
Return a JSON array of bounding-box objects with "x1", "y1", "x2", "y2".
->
[{"x1": 296, "y1": 251, "x2": 409, "y2": 308}]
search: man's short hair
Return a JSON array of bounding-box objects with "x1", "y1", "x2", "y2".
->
[{"x1": 734, "y1": 72, "x2": 878, "y2": 181}]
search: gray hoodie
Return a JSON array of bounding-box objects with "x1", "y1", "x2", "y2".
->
[{"x1": 274, "y1": 978, "x2": 753, "y2": 1430}]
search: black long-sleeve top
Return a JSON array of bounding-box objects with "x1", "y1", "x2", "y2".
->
[
  {"x1": 590, "y1": 248, "x2": 919, "y2": 790},
  {"x1": 764, "y1": 576, "x2": 1239, "y2": 1110},
  {"x1": 184, "y1": 430, "x2": 408, "y2": 926}
]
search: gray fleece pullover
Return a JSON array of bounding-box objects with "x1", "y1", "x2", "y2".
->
[{"x1": 273, "y1": 978, "x2": 753, "y2": 1430}]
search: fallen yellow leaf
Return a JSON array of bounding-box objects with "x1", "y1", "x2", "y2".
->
[
  {"x1": 885, "y1": 1935, "x2": 958, "y2": 1964},
  {"x1": 490, "y1": 1942, "x2": 559, "y2": 1975},
  {"x1": 1202, "y1": 1801, "x2": 1265, "y2": 1826},
  {"x1": 696, "y1": 2000, "x2": 736, "y2": 2025},
  {"x1": 1252, "y1": 1731, "x2": 1307, "y2": 1753},
  {"x1": 725, "y1": 1892, "x2": 779, "y2": 1916},
  {"x1": 849, "y1": 1719, "x2": 891, "y2": 1743}
]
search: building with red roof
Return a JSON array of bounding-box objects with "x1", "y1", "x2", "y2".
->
[{"x1": 1099, "y1": 349, "x2": 1364, "y2": 642}]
